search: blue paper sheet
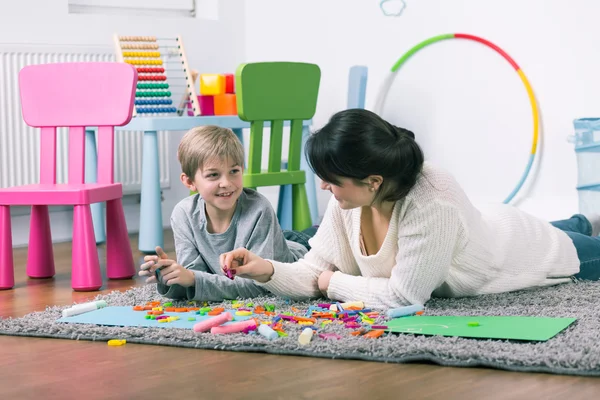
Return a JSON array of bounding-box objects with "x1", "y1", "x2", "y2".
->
[{"x1": 57, "y1": 306, "x2": 251, "y2": 330}]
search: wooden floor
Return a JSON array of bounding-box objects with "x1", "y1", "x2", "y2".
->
[{"x1": 1, "y1": 231, "x2": 598, "y2": 399}]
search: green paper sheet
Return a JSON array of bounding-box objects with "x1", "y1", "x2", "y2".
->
[{"x1": 385, "y1": 315, "x2": 577, "y2": 341}]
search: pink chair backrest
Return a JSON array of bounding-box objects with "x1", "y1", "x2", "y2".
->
[{"x1": 18, "y1": 62, "x2": 137, "y2": 185}]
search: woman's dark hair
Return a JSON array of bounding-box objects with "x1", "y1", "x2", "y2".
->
[{"x1": 306, "y1": 109, "x2": 424, "y2": 203}]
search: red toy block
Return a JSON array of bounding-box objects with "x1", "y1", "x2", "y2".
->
[
  {"x1": 224, "y1": 73, "x2": 235, "y2": 93},
  {"x1": 198, "y1": 95, "x2": 215, "y2": 116},
  {"x1": 214, "y1": 94, "x2": 237, "y2": 115}
]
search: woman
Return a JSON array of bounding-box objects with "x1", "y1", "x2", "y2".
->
[{"x1": 220, "y1": 109, "x2": 599, "y2": 309}]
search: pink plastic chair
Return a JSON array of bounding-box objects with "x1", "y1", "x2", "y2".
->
[{"x1": 0, "y1": 62, "x2": 138, "y2": 291}]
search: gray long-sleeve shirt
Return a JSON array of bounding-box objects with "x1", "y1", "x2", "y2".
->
[{"x1": 157, "y1": 188, "x2": 308, "y2": 301}]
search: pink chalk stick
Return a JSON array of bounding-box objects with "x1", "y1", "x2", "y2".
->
[
  {"x1": 193, "y1": 312, "x2": 233, "y2": 333},
  {"x1": 211, "y1": 319, "x2": 257, "y2": 334}
]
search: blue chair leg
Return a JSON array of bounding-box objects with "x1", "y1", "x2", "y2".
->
[
  {"x1": 138, "y1": 130, "x2": 164, "y2": 253},
  {"x1": 85, "y1": 129, "x2": 106, "y2": 244},
  {"x1": 277, "y1": 161, "x2": 293, "y2": 231},
  {"x1": 347, "y1": 66, "x2": 368, "y2": 109},
  {"x1": 301, "y1": 126, "x2": 319, "y2": 225}
]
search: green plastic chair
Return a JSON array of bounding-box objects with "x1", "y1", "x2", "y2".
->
[{"x1": 235, "y1": 62, "x2": 321, "y2": 231}]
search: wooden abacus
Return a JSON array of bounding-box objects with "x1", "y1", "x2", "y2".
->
[{"x1": 113, "y1": 35, "x2": 201, "y2": 117}]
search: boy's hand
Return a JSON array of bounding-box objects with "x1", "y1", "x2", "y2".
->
[
  {"x1": 156, "y1": 262, "x2": 195, "y2": 288},
  {"x1": 220, "y1": 248, "x2": 274, "y2": 283},
  {"x1": 139, "y1": 246, "x2": 169, "y2": 284},
  {"x1": 138, "y1": 246, "x2": 194, "y2": 287}
]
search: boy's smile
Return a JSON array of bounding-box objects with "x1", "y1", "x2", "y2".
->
[
  {"x1": 215, "y1": 191, "x2": 235, "y2": 198},
  {"x1": 181, "y1": 156, "x2": 244, "y2": 218}
]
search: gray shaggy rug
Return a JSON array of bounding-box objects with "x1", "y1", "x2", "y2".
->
[{"x1": 0, "y1": 281, "x2": 599, "y2": 377}]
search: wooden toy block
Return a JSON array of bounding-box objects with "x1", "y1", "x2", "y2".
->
[
  {"x1": 214, "y1": 94, "x2": 237, "y2": 115},
  {"x1": 200, "y1": 74, "x2": 226, "y2": 96},
  {"x1": 198, "y1": 95, "x2": 215, "y2": 115},
  {"x1": 224, "y1": 73, "x2": 235, "y2": 93}
]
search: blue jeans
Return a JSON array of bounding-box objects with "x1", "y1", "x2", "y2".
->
[
  {"x1": 283, "y1": 225, "x2": 318, "y2": 251},
  {"x1": 551, "y1": 215, "x2": 600, "y2": 280}
]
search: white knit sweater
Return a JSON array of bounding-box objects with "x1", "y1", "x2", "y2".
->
[{"x1": 260, "y1": 162, "x2": 580, "y2": 309}]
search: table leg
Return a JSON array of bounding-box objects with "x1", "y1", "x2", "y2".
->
[
  {"x1": 85, "y1": 129, "x2": 106, "y2": 244},
  {"x1": 139, "y1": 130, "x2": 163, "y2": 253}
]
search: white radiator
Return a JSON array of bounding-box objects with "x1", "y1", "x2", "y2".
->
[{"x1": 0, "y1": 45, "x2": 170, "y2": 195}]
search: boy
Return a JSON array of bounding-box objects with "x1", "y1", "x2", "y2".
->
[{"x1": 139, "y1": 126, "x2": 314, "y2": 301}]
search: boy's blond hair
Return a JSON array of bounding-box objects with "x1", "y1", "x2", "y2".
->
[{"x1": 177, "y1": 125, "x2": 245, "y2": 178}]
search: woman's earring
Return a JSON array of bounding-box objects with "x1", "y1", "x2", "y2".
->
[{"x1": 369, "y1": 187, "x2": 375, "y2": 192}]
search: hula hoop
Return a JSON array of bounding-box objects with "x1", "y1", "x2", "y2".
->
[{"x1": 374, "y1": 33, "x2": 539, "y2": 204}]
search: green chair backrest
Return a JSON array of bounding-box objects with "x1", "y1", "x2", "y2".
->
[{"x1": 235, "y1": 62, "x2": 321, "y2": 188}]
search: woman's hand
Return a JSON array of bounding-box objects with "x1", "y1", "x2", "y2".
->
[
  {"x1": 318, "y1": 270, "x2": 335, "y2": 296},
  {"x1": 220, "y1": 248, "x2": 274, "y2": 283},
  {"x1": 139, "y1": 246, "x2": 195, "y2": 287}
]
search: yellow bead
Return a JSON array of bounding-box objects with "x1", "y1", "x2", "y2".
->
[
  {"x1": 235, "y1": 311, "x2": 252, "y2": 316},
  {"x1": 107, "y1": 339, "x2": 126, "y2": 346}
]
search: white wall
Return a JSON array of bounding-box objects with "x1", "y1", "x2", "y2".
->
[
  {"x1": 1, "y1": 0, "x2": 246, "y2": 247},
  {"x1": 245, "y1": 0, "x2": 597, "y2": 222},
  {"x1": 5, "y1": 0, "x2": 598, "y2": 249}
]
